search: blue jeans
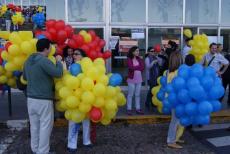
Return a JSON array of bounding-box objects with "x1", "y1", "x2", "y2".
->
[
  {"x1": 127, "y1": 82, "x2": 142, "y2": 110},
  {"x1": 167, "y1": 110, "x2": 180, "y2": 144}
]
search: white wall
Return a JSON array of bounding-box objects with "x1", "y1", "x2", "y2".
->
[{"x1": 46, "y1": 0, "x2": 65, "y2": 20}]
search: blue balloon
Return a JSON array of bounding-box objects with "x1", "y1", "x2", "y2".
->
[
  {"x1": 187, "y1": 77, "x2": 200, "y2": 89},
  {"x1": 190, "y1": 64, "x2": 204, "y2": 78},
  {"x1": 195, "y1": 115, "x2": 210, "y2": 125},
  {"x1": 167, "y1": 93, "x2": 178, "y2": 107},
  {"x1": 178, "y1": 64, "x2": 190, "y2": 79},
  {"x1": 163, "y1": 99, "x2": 172, "y2": 109},
  {"x1": 13, "y1": 71, "x2": 22, "y2": 78},
  {"x1": 180, "y1": 117, "x2": 192, "y2": 126},
  {"x1": 165, "y1": 83, "x2": 174, "y2": 93},
  {"x1": 2, "y1": 85, "x2": 10, "y2": 91},
  {"x1": 109, "y1": 73, "x2": 122, "y2": 86},
  {"x1": 160, "y1": 87, "x2": 166, "y2": 93},
  {"x1": 175, "y1": 104, "x2": 185, "y2": 118},
  {"x1": 160, "y1": 76, "x2": 167, "y2": 87},
  {"x1": 177, "y1": 89, "x2": 191, "y2": 104},
  {"x1": 172, "y1": 77, "x2": 186, "y2": 91},
  {"x1": 157, "y1": 91, "x2": 165, "y2": 101},
  {"x1": 70, "y1": 63, "x2": 82, "y2": 76},
  {"x1": 209, "y1": 85, "x2": 225, "y2": 100},
  {"x1": 210, "y1": 100, "x2": 221, "y2": 112},
  {"x1": 185, "y1": 102, "x2": 197, "y2": 116},
  {"x1": 33, "y1": 13, "x2": 45, "y2": 27},
  {"x1": 200, "y1": 75, "x2": 214, "y2": 90},
  {"x1": 36, "y1": 34, "x2": 46, "y2": 40},
  {"x1": 162, "y1": 107, "x2": 171, "y2": 114},
  {"x1": 213, "y1": 77, "x2": 222, "y2": 86},
  {"x1": 189, "y1": 85, "x2": 207, "y2": 101},
  {"x1": 2, "y1": 61, "x2": 7, "y2": 67},
  {"x1": 204, "y1": 66, "x2": 216, "y2": 77},
  {"x1": 198, "y1": 101, "x2": 213, "y2": 115}
]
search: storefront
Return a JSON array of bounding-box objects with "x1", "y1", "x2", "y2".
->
[{"x1": 2, "y1": 0, "x2": 230, "y2": 85}]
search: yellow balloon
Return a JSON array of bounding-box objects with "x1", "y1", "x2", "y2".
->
[
  {"x1": 93, "y1": 97, "x2": 105, "y2": 107},
  {"x1": 86, "y1": 67, "x2": 98, "y2": 80},
  {"x1": 104, "y1": 109, "x2": 117, "y2": 119},
  {"x1": 71, "y1": 109, "x2": 85, "y2": 123},
  {"x1": 20, "y1": 75, "x2": 27, "y2": 85},
  {"x1": 94, "y1": 58, "x2": 105, "y2": 66},
  {"x1": 83, "y1": 33, "x2": 92, "y2": 43},
  {"x1": 105, "y1": 86, "x2": 116, "y2": 97},
  {"x1": 18, "y1": 31, "x2": 33, "y2": 41},
  {"x1": 157, "y1": 77, "x2": 161, "y2": 85},
  {"x1": 79, "y1": 102, "x2": 92, "y2": 113},
  {"x1": 64, "y1": 110, "x2": 73, "y2": 120},
  {"x1": 81, "y1": 91, "x2": 95, "y2": 104},
  {"x1": 0, "y1": 75, "x2": 7, "y2": 84},
  {"x1": 183, "y1": 29, "x2": 192, "y2": 38},
  {"x1": 21, "y1": 41, "x2": 34, "y2": 54},
  {"x1": 1, "y1": 50, "x2": 9, "y2": 61},
  {"x1": 65, "y1": 96, "x2": 80, "y2": 109},
  {"x1": 13, "y1": 56, "x2": 25, "y2": 67},
  {"x1": 0, "y1": 66, "x2": 5, "y2": 75},
  {"x1": 8, "y1": 44, "x2": 21, "y2": 56},
  {"x1": 64, "y1": 76, "x2": 80, "y2": 90},
  {"x1": 0, "y1": 31, "x2": 10, "y2": 39},
  {"x1": 80, "y1": 57, "x2": 93, "y2": 72},
  {"x1": 9, "y1": 32, "x2": 22, "y2": 45},
  {"x1": 5, "y1": 62, "x2": 16, "y2": 71},
  {"x1": 55, "y1": 101, "x2": 65, "y2": 112},
  {"x1": 105, "y1": 99, "x2": 117, "y2": 111},
  {"x1": 116, "y1": 93, "x2": 126, "y2": 106},
  {"x1": 48, "y1": 56, "x2": 56, "y2": 64},
  {"x1": 37, "y1": 6, "x2": 43, "y2": 13},
  {"x1": 59, "y1": 87, "x2": 72, "y2": 98},
  {"x1": 101, "y1": 117, "x2": 111, "y2": 125},
  {"x1": 55, "y1": 81, "x2": 63, "y2": 91},
  {"x1": 96, "y1": 75, "x2": 109, "y2": 86},
  {"x1": 151, "y1": 86, "x2": 160, "y2": 96},
  {"x1": 81, "y1": 77, "x2": 94, "y2": 91},
  {"x1": 79, "y1": 30, "x2": 87, "y2": 36},
  {"x1": 49, "y1": 45, "x2": 56, "y2": 56},
  {"x1": 30, "y1": 38, "x2": 38, "y2": 52},
  {"x1": 7, "y1": 78, "x2": 16, "y2": 87},
  {"x1": 5, "y1": 71, "x2": 13, "y2": 78},
  {"x1": 73, "y1": 88, "x2": 83, "y2": 98},
  {"x1": 59, "y1": 100, "x2": 68, "y2": 110},
  {"x1": 93, "y1": 83, "x2": 106, "y2": 96},
  {"x1": 96, "y1": 65, "x2": 106, "y2": 75}
]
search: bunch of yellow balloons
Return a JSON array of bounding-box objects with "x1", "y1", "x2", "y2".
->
[
  {"x1": 79, "y1": 30, "x2": 92, "y2": 43},
  {"x1": 184, "y1": 29, "x2": 209, "y2": 62},
  {"x1": 37, "y1": 6, "x2": 43, "y2": 13},
  {"x1": 0, "y1": 31, "x2": 37, "y2": 72},
  {"x1": 55, "y1": 57, "x2": 126, "y2": 125},
  {"x1": 0, "y1": 65, "x2": 16, "y2": 88},
  {"x1": 0, "y1": 5, "x2": 7, "y2": 17},
  {"x1": 151, "y1": 77, "x2": 163, "y2": 113},
  {"x1": 12, "y1": 12, "x2": 25, "y2": 25}
]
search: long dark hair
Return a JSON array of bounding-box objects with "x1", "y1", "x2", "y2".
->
[
  {"x1": 185, "y1": 54, "x2": 195, "y2": 66},
  {"x1": 127, "y1": 46, "x2": 138, "y2": 59},
  {"x1": 63, "y1": 46, "x2": 72, "y2": 58},
  {"x1": 74, "y1": 48, "x2": 87, "y2": 57}
]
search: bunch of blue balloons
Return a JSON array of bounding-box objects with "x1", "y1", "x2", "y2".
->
[
  {"x1": 32, "y1": 13, "x2": 45, "y2": 27},
  {"x1": 156, "y1": 64, "x2": 224, "y2": 126}
]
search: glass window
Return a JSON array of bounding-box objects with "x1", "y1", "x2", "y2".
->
[
  {"x1": 220, "y1": 29, "x2": 230, "y2": 53},
  {"x1": 22, "y1": 0, "x2": 29, "y2": 6},
  {"x1": 6, "y1": 0, "x2": 13, "y2": 4},
  {"x1": 221, "y1": 0, "x2": 230, "y2": 24},
  {"x1": 199, "y1": 28, "x2": 218, "y2": 44},
  {"x1": 14, "y1": 0, "x2": 21, "y2": 5},
  {"x1": 148, "y1": 0, "x2": 183, "y2": 23},
  {"x1": 30, "y1": 0, "x2": 38, "y2": 5},
  {"x1": 111, "y1": 28, "x2": 146, "y2": 85},
  {"x1": 185, "y1": 0, "x2": 219, "y2": 24},
  {"x1": 68, "y1": 0, "x2": 103, "y2": 22},
  {"x1": 111, "y1": 0, "x2": 146, "y2": 23}
]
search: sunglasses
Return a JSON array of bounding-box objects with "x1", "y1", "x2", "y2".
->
[{"x1": 73, "y1": 52, "x2": 81, "y2": 55}]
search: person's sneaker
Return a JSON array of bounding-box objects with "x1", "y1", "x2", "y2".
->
[
  {"x1": 167, "y1": 143, "x2": 183, "y2": 149},
  {"x1": 136, "y1": 109, "x2": 144, "y2": 115},
  {"x1": 127, "y1": 110, "x2": 132, "y2": 115},
  {"x1": 83, "y1": 144, "x2": 93, "y2": 148},
  {"x1": 176, "y1": 140, "x2": 185, "y2": 144},
  {"x1": 67, "y1": 147, "x2": 77, "y2": 153}
]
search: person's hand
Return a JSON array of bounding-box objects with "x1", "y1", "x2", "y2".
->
[
  {"x1": 217, "y1": 71, "x2": 222, "y2": 77},
  {"x1": 55, "y1": 55, "x2": 62, "y2": 62}
]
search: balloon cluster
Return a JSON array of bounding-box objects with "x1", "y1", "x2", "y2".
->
[
  {"x1": 32, "y1": 12, "x2": 45, "y2": 27},
  {"x1": 7, "y1": 4, "x2": 22, "y2": 12},
  {"x1": 55, "y1": 57, "x2": 126, "y2": 125},
  {"x1": 35, "y1": 19, "x2": 111, "y2": 60},
  {"x1": 0, "y1": 5, "x2": 7, "y2": 17},
  {"x1": 37, "y1": 6, "x2": 43, "y2": 13},
  {"x1": 152, "y1": 64, "x2": 224, "y2": 126},
  {"x1": 183, "y1": 29, "x2": 209, "y2": 62},
  {"x1": 12, "y1": 12, "x2": 25, "y2": 25}
]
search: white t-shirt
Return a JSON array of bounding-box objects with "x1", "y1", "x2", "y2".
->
[
  {"x1": 201, "y1": 52, "x2": 229, "y2": 72},
  {"x1": 182, "y1": 45, "x2": 191, "y2": 59}
]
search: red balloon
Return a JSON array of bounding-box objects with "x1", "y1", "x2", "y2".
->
[
  {"x1": 56, "y1": 46, "x2": 64, "y2": 56},
  {"x1": 88, "y1": 41, "x2": 97, "y2": 50},
  {"x1": 67, "y1": 39, "x2": 77, "y2": 49},
  {"x1": 80, "y1": 45, "x2": 90, "y2": 53},
  {"x1": 46, "y1": 20, "x2": 56, "y2": 29},
  {"x1": 89, "y1": 107, "x2": 102, "y2": 122},
  {"x1": 48, "y1": 28, "x2": 57, "y2": 41},
  {"x1": 89, "y1": 51, "x2": 98, "y2": 60},
  {"x1": 97, "y1": 52, "x2": 103, "y2": 58},
  {"x1": 88, "y1": 30, "x2": 96, "y2": 40},
  {"x1": 0, "y1": 58, "x2": 2, "y2": 65},
  {"x1": 41, "y1": 31, "x2": 52, "y2": 40},
  {"x1": 72, "y1": 34, "x2": 84, "y2": 47},
  {"x1": 103, "y1": 50, "x2": 111, "y2": 59},
  {"x1": 34, "y1": 30, "x2": 42, "y2": 36},
  {"x1": 94, "y1": 36, "x2": 100, "y2": 43},
  {"x1": 5, "y1": 42, "x2": 12, "y2": 51},
  {"x1": 65, "y1": 25, "x2": 74, "y2": 38},
  {"x1": 57, "y1": 30, "x2": 67, "y2": 44},
  {"x1": 99, "y1": 39, "x2": 106, "y2": 48},
  {"x1": 55, "y1": 20, "x2": 65, "y2": 31},
  {"x1": 95, "y1": 47, "x2": 101, "y2": 53},
  {"x1": 15, "y1": 6, "x2": 21, "y2": 12}
]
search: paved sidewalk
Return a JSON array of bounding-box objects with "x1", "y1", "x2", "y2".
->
[{"x1": 2, "y1": 123, "x2": 214, "y2": 154}]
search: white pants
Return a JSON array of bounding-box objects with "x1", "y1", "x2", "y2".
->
[
  {"x1": 13, "y1": 24, "x2": 18, "y2": 31},
  {"x1": 67, "y1": 119, "x2": 91, "y2": 149},
  {"x1": 167, "y1": 110, "x2": 180, "y2": 144},
  {"x1": 27, "y1": 98, "x2": 54, "y2": 154},
  {"x1": 127, "y1": 82, "x2": 142, "y2": 110},
  {"x1": 5, "y1": 20, "x2": 11, "y2": 31}
]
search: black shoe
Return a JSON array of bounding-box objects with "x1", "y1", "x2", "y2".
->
[
  {"x1": 67, "y1": 147, "x2": 77, "y2": 153},
  {"x1": 226, "y1": 127, "x2": 230, "y2": 131},
  {"x1": 83, "y1": 144, "x2": 93, "y2": 148},
  {"x1": 198, "y1": 125, "x2": 203, "y2": 128}
]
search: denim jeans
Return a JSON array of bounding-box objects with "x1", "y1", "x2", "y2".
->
[
  {"x1": 167, "y1": 110, "x2": 180, "y2": 144},
  {"x1": 127, "y1": 82, "x2": 142, "y2": 110}
]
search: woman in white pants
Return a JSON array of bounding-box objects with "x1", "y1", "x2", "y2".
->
[{"x1": 66, "y1": 48, "x2": 92, "y2": 152}]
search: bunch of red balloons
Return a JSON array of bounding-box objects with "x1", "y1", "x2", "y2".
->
[
  {"x1": 35, "y1": 19, "x2": 111, "y2": 60},
  {"x1": 7, "y1": 4, "x2": 22, "y2": 12}
]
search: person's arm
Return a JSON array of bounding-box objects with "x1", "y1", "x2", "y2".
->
[
  {"x1": 217, "y1": 55, "x2": 229, "y2": 76},
  {"x1": 200, "y1": 54, "x2": 206, "y2": 66},
  {"x1": 22, "y1": 62, "x2": 27, "y2": 81},
  {"x1": 127, "y1": 58, "x2": 140, "y2": 71},
  {"x1": 41, "y1": 57, "x2": 63, "y2": 78}
]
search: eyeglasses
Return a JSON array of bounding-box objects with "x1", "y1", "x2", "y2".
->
[{"x1": 73, "y1": 52, "x2": 81, "y2": 55}]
